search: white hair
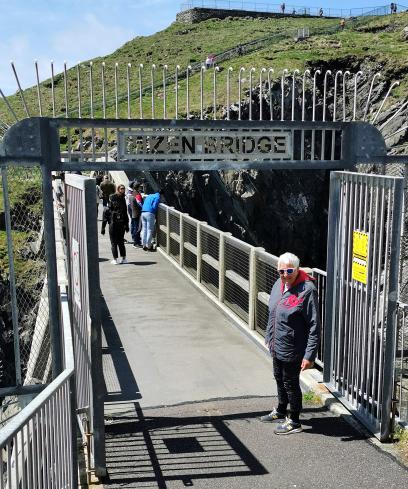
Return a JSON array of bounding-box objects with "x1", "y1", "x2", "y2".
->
[{"x1": 278, "y1": 252, "x2": 300, "y2": 268}]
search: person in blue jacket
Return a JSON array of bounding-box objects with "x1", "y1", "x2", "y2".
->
[
  {"x1": 261, "y1": 252, "x2": 321, "y2": 434},
  {"x1": 141, "y1": 189, "x2": 164, "y2": 251}
]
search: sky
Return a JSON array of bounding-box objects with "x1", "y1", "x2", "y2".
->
[{"x1": 0, "y1": 0, "x2": 397, "y2": 95}]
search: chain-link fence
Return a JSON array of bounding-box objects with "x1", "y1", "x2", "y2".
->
[{"x1": 0, "y1": 167, "x2": 50, "y2": 403}]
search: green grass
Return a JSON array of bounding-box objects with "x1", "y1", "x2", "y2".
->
[
  {"x1": 3, "y1": 12, "x2": 408, "y2": 126},
  {"x1": 393, "y1": 425, "x2": 408, "y2": 462},
  {"x1": 302, "y1": 390, "x2": 322, "y2": 404}
]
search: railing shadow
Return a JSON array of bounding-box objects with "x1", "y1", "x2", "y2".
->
[
  {"x1": 102, "y1": 406, "x2": 269, "y2": 487},
  {"x1": 100, "y1": 293, "x2": 142, "y2": 403}
]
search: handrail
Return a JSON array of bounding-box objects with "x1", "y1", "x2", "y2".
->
[{"x1": 0, "y1": 291, "x2": 74, "y2": 447}]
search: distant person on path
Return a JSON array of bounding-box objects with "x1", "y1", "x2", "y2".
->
[
  {"x1": 141, "y1": 189, "x2": 164, "y2": 251},
  {"x1": 281, "y1": 2, "x2": 285, "y2": 14},
  {"x1": 319, "y1": 7, "x2": 323, "y2": 16},
  {"x1": 340, "y1": 18, "x2": 345, "y2": 30},
  {"x1": 101, "y1": 184, "x2": 129, "y2": 265},
  {"x1": 261, "y1": 252, "x2": 321, "y2": 434},
  {"x1": 96, "y1": 180, "x2": 102, "y2": 216},
  {"x1": 100, "y1": 175, "x2": 116, "y2": 208}
]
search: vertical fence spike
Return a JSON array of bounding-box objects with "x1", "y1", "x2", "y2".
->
[
  {"x1": 163, "y1": 65, "x2": 168, "y2": 119},
  {"x1": 127, "y1": 63, "x2": 132, "y2": 119},
  {"x1": 259, "y1": 67, "x2": 266, "y2": 121},
  {"x1": 312, "y1": 69, "x2": 321, "y2": 122},
  {"x1": 227, "y1": 67, "x2": 233, "y2": 121},
  {"x1": 322, "y1": 70, "x2": 332, "y2": 122},
  {"x1": 267, "y1": 68, "x2": 274, "y2": 121},
  {"x1": 372, "y1": 80, "x2": 400, "y2": 124},
  {"x1": 0, "y1": 88, "x2": 19, "y2": 122},
  {"x1": 114, "y1": 63, "x2": 119, "y2": 119},
  {"x1": 291, "y1": 69, "x2": 300, "y2": 121},
  {"x1": 249, "y1": 67, "x2": 256, "y2": 121},
  {"x1": 301, "y1": 69, "x2": 310, "y2": 122},
  {"x1": 213, "y1": 66, "x2": 220, "y2": 120},
  {"x1": 139, "y1": 64, "x2": 144, "y2": 119},
  {"x1": 281, "y1": 68, "x2": 289, "y2": 121},
  {"x1": 151, "y1": 64, "x2": 156, "y2": 119},
  {"x1": 333, "y1": 70, "x2": 343, "y2": 121},
  {"x1": 200, "y1": 65, "x2": 205, "y2": 120},
  {"x1": 10, "y1": 61, "x2": 30, "y2": 117},
  {"x1": 175, "y1": 65, "x2": 180, "y2": 120},
  {"x1": 342, "y1": 70, "x2": 351, "y2": 122},
  {"x1": 186, "y1": 65, "x2": 191, "y2": 120},
  {"x1": 353, "y1": 71, "x2": 363, "y2": 121},
  {"x1": 50, "y1": 61, "x2": 56, "y2": 117},
  {"x1": 238, "y1": 67, "x2": 245, "y2": 121},
  {"x1": 363, "y1": 72, "x2": 381, "y2": 122},
  {"x1": 35, "y1": 60, "x2": 43, "y2": 117}
]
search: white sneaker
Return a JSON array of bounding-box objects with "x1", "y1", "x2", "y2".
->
[
  {"x1": 121, "y1": 257, "x2": 128, "y2": 264},
  {"x1": 110, "y1": 259, "x2": 119, "y2": 265}
]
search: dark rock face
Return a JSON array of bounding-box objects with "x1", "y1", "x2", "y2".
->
[{"x1": 153, "y1": 57, "x2": 408, "y2": 271}]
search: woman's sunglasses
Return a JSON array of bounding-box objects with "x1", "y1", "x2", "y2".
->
[{"x1": 278, "y1": 268, "x2": 295, "y2": 275}]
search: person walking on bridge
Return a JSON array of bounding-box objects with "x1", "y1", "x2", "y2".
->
[
  {"x1": 261, "y1": 252, "x2": 320, "y2": 434},
  {"x1": 100, "y1": 175, "x2": 116, "y2": 208},
  {"x1": 101, "y1": 184, "x2": 129, "y2": 264},
  {"x1": 141, "y1": 189, "x2": 164, "y2": 251}
]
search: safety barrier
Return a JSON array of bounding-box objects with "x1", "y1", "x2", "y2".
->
[
  {"x1": 180, "y1": 1, "x2": 407, "y2": 18},
  {"x1": 157, "y1": 203, "x2": 326, "y2": 365},
  {"x1": 396, "y1": 303, "x2": 408, "y2": 423},
  {"x1": 0, "y1": 204, "x2": 76, "y2": 488},
  {"x1": 157, "y1": 203, "x2": 408, "y2": 426}
]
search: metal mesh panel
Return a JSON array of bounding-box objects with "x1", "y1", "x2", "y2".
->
[
  {"x1": 156, "y1": 206, "x2": 167, "y2": 248},
  {"x1": 224, "y1": 240, "x2": 250, "y2": 322},
  {"x1": 182, "y1": 218, "x2": 198, "y2": 277},
  {"x1": 200, "y1": 227, "x2": 220, "y2": 296},
  {"x1": 396, "y1": 304, "x2": 408, "y2": 424},
  {"x1": 255, "y1": 254, "x2": 279, "y2": 336},
  {"x1": 201, "y1": 261, "x2": 219, "y2": 297},
  {"x1": 0, "y1": 167, "x2": 49, "y2": 389},
  {"x1": 169, "y1": 211, "x2": 180, "y2": 261}
]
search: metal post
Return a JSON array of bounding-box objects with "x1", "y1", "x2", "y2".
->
[
  {"x1": 180, "y1": 214, "x2": 184, "y2": 267},
  {"x1": 218, "y1": 232, "x2": 231, "y2": 303},
  {"x1": 249, "y1": 247, "x2": 263, "y2": 330},
  {"x1": 380, "y1": 178, "x2": 404, "y2": 441},
  {"x1": 166, "y1": 206, "x2": 170, "y2": 255},
  {"x1": 41, "y1": 166, "x2": 63, "y2": 377},
  {"x1": 83, "y1": 178, "x2": 106, "y2": 475},
  {"x1": 1, "y1": 167, "x2": 22, "y2": 385},
  {"x1": 323, "y1": 172, "x2": 341, "y2": 384},
  {"x1": 197, "y1": 222, "x2": 204, "y2": 283}
]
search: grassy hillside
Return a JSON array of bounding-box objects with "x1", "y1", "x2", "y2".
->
[{"x1": 1, "y1": 12, "x2": 408, "y2": 124}]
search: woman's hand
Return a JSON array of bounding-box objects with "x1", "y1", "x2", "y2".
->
[{"x1": 301, "y1": 359, "x2": 314, "y2": 371}]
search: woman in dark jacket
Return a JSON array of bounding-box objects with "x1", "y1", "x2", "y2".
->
[
  {"x1": 101, "y1": 184, "x2": 129, "y2": 264},
  {"x1": 261, "y1": 252, "x2": 321, "y2": 435}
]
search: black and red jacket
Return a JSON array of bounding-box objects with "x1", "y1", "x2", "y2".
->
[{"x1": 265, "y1": 270, "x2": 321, "y2": 362}]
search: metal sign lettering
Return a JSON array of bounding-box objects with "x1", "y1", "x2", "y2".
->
[{"x1": 118, "y1": 129, "x2": 292, "y2": 161}]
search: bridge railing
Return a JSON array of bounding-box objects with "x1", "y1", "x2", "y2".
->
[
  {"x1": 157, "y1": 203, "x2": 326, "y2": 366},
  {"x1": 396, "y1": 303, "x2": 408, "y2": 423},
  {"x1": 0, "y1": 286, "x2": 76, "y2": 488},
  {"x1": 157, "y1": 203, "x2": 408, "y2": 424},
  {"x1": 180, "y1": 1, "x2": 406, "y2": 18}
]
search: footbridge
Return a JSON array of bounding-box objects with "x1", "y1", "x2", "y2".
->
[{"x1": 1, "y1": 60, "x2": 408, "y2": 487}]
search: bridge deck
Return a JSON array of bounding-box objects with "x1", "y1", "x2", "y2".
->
[{"x1": 99, "y1": 229, "x2": 276, "y2": 410}]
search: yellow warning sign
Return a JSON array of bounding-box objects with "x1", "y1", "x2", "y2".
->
[{"x1": 352, "y1": 231, "x2": 369, "y2": 284}]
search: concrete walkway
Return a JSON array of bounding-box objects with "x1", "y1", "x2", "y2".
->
[
  {"x1": 98, "y1": 227, "x2": 408, "y2": 489},
  {"x1": 98, "y1": 228, "x2": 276, "y2": 410}
]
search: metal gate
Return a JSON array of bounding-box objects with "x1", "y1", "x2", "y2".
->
[
  {"x1": 324, "y1": 171, "x2": 403, "y2": 441},
  {"x1": 64, "y1": 174, "x2": 106, "y2": 476}
]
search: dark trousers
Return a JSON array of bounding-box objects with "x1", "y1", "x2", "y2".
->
[
  {"x1": 130, "y1": 217, "x2": 141, "y2": 244},
  {"x1": 273, "y1": 357, "x2": 302, "y2": 421},
  {"x1": 109, "y1": 224, "x2": 126, "y2": 259}
]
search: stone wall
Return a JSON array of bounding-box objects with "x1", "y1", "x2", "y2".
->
[{"x1": 176, "y1": 7, "x2": 321, "y2": 24}]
